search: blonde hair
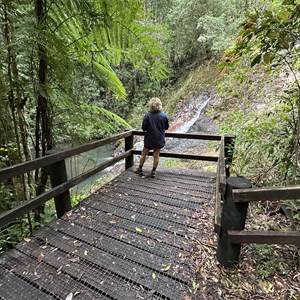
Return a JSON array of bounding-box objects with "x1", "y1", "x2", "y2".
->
[{"x1": 148, "y1": 97, "x2": 162, "y2": 112}]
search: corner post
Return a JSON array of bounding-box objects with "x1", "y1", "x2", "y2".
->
[
  {"x1": 124, "y1": 129, "x2": 134, "y2": 169},
  {"x1": 217, "y1": 176, "x2": 252, "y2": 267},
  {"x1": 47, "y1": 151, "x2": 72, "y2": 218},
  {"x1": 224, "y1": 134, "x2": 236, "y2": 177}
]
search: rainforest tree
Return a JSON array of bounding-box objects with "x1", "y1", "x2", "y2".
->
[{"x1": 0, "y1": 0, "x2": 168, "y2": 249}]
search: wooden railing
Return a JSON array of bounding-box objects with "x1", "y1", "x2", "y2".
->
[
  {"x1": 0, "y1": 130, "x2": 223, "y2": 229},
  {"x1": 216, "y1": 175, "x2": 300, "y2": 268},
  {"x1": 214, "y1": 134, "x2": 236, "y2": 235},
  {"x1": 5, "y1": 129, "x2": 296, "y2": 268}
]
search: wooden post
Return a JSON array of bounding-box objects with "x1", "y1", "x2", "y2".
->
[
  {"x1": 217, "y1": 176, "x2": 252, "y2": 268},
  {"x1": 47, "y1": 154, "x2": 72, "y2": 218},
  {"x1": 224, "y1": 134, "x2": 236, "y2": 177},
  {"x1": 124, "y1": 129, "x2": 134, "y2": 169}
]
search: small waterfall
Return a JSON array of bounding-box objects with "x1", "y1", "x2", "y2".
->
[
  {"x1": 169, "y1": 96, "x2": 211, "y2": 134},
  {"x1": 134, "y1": 92, "x2": 211, "y2": 150}
]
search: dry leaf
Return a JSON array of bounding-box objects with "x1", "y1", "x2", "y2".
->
[
  {"x1": 161, "y1": 265, "x2": 171, "y2": 271},
  {"x1": 37, "y1": 252, "x2": 44, "y2": 262},
  {"x1": 73, "y1": 241, "x2": 82, "y2": 247},
  {"x1": 65, "y1": 292, "x2": 73, "y2": 300},
  {"x1": 274, "y1": 276, "x2": 285, "y2": 288},
  {"x1": 24, "y1": 237, "x2": 31, "y2": 242},
  {"x1": 69, "y1": 257, "x2": 80, "y2": 263}
]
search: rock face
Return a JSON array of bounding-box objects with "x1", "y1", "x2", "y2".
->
[
  {"x1": 164, "y1": 89, "x2": 220, "y2": 158},
  {"x1": 169, "y1": 89, "x2": 220, "y2": 135}
]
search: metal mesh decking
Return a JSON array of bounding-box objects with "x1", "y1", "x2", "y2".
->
[{"x1": 0, "y1": 167, "x2": 216, "y2": 300}]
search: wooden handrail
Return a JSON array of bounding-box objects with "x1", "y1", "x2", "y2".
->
[
  {"x1": 0, "y1": 150, "x2": 132, "y2": 227},
  {"x1": 228, "y1": 230, "x2": 300, "y2": 244},
  {"x1": 0, "y1": 131, "x2": 224, "y2": 228},
  {"x1": 133, "y1": 130, "x2": 222, "y2": 140},
  {"x1": 0, "y1": 131, "x2": 132, "y2": 182},
  {"x1": 132, "y1": 150, "x2": 218, "y2": 162},
  {"x1": 233, "y1": 185, "x2": 300, "y2": 202}
]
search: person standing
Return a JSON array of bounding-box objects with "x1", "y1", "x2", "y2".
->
[{"x1": 134, "y1": 97, "x2": 169, "y2": 177}]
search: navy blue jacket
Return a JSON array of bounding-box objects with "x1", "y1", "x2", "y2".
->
[{"x1": 142, "y1": 111, "x2": 169, "y2": 149}]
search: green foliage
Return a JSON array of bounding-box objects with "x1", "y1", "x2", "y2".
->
[
  {"x1": 0, "y1": 0, "x2": 171, "y2": 252},
  {"x1": 165, "y1": 61, "x2": 219, "y2": 114},
  {"x1": 197, "y1": 0, "x2": 247, "y2": 54},
  {"x1": 219, "y1": 103, "x2": 294, "y2": 185},
  {"x1": 284, "y1": 199, "x2": 300, "y2": 224},
  {"x1": 213, "y1": 0, "x2": 300, "y2": 222},
  {"x1": 45, "y1": 0, "x2": 170, "y2": 143},
  {"x1": 167, "y1": 0, "x2": 246, "y2": 66},
  {"x1": 162, "y1": 158, "x2": 178, "y2": 168},
  {"x1": 231, "y1": 0, "x2": 300, "y2": 68},
  {"x1": 0, "y1": 184, "x2": 14, "y2": 213},
  {"x1": 249, "y1": 244, "x2": 291, "y2": 278}
]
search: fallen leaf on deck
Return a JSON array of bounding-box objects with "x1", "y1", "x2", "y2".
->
[
  {"x1": 161, "y1": 265, "x2": 171, "y2": 271},
  {"x1": 69, "y1": 257, "x2": 80, "y2": 263},
  {"x1": 65, "y1": 292, "x2": 73, "y2": 300},
  {"x1": 37, "y1": 252, "x2": 44, "y2": 262},
  {"x1": 73, "y1": 241, "x2": 82, "y2": 247}
]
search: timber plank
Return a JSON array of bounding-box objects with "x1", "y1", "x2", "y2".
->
[
  {"x1": 228, "y1": 230, "x2": 300, "y2": 244},
  {"x1": 133, "y1": 130, "x2": 222, "y2": 140},
  {"x1": 132, "y1": 150, "x2": 219, "y2": 162},
  {"x1": 233, "y1": 185, "x2": 300, "y2": 202},
  {"x1": 0, "y1": 131, "x2": 131, "y2": 182}
]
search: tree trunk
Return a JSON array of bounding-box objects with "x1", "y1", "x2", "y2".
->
[{"x1": 35, "y1": 0, "x2": 53, "y2": 222}]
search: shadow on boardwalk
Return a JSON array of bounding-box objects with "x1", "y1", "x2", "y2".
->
[{"x1": 0, "y1": 167, "x2": 216, "y2": 300}]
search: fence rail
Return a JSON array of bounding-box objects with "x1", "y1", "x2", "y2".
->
[
  {"x1": 216, "y1": 177, "x2": 300, "y2": 268},
  {"x1": 233, "y1": 185, "x2": 300, "y2": 202},
  {"x1": 0, "y1": 130, "x2": 223, "y2": 229}
]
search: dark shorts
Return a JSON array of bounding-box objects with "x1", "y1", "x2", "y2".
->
[{"x1": 144, "y1": 145, "x2": 163, "y2": 150}]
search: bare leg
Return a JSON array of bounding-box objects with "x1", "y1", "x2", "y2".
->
[
  {"x1": 139, "y1": 147, "x2": 150, "y2": 168},
  {"x1": 153, "y1": 148, "x2": 161, "y2": 169}
]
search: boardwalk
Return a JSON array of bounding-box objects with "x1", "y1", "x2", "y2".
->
[{"x1": 0, "y1": 167, "x2": 216, "y2": 300}]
